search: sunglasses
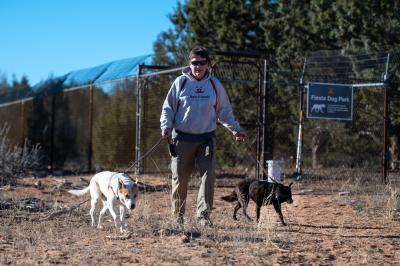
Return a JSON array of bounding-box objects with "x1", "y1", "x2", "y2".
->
[{"x1": 191, "y1": 60, "x2": 208, "y2": 66}]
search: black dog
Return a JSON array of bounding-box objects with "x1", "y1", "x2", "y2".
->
[{"x1": 221, "y1": 178, "x2": 293, "y2": 226}]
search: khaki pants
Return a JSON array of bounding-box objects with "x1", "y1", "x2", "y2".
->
[{"x1": 171, "y1": 138, "x2": 216, "y2": 220}]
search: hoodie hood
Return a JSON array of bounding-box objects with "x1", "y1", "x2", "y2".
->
[{"x1": 182, "y1": 67, "x2": 211, "y2": 82}]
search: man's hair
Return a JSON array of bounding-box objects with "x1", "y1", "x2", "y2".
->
[{"x1": 189, "y1": 46, "x2": 211, "y2": 63}]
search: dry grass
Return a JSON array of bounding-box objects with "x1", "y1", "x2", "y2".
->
[{"x1": 0, "y1": 172, "x2": 399, "y2": 265}]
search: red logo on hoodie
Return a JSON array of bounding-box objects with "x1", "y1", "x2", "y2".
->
[{"x1": 195, "y1": 86, "x2": 204, "y2": 93}]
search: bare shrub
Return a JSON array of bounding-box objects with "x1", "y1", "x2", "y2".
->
[
  {"x1": 385, "y1": 183, "x2": 399, "y2": 219},
  {"x1": 0, "y1": 125, "x2": 42, "y2": 186}
]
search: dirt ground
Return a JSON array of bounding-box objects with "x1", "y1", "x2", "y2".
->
[{"x1": 0, "y1": 172, "x2": 399, "y2": 265}]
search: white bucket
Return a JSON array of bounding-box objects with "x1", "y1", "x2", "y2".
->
[{"x1": 267, "y1": 160, "x2": 285, "y2": 183}]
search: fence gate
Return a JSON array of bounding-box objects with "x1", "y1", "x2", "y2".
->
[
  {"x1": 211, "y1": 51, "x2": 267, "y2": 179},
  {"x1": 293, "y1": 50, "x2": 394, "y2": 183}
]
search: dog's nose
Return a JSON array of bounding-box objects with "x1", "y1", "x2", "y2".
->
[{"x1": 130, "y1": 203, "x2": 135, "y2": 209}]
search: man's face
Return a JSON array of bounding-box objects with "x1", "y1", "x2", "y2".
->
[{"x1": 189, "y1": 56, "x2": 209, "y2": 80}]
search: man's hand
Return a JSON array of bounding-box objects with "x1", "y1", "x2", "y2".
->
[
  {"x1": 235, "y1": 131, "x2": 246, "y2": 142},
  {"x1": 161, "y1": 128, "x2": 171, "y2": 139}
]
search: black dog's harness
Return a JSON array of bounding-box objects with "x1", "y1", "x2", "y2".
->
[{"x1": 262, "y1": 181, "x2": 281, "y2": 205}]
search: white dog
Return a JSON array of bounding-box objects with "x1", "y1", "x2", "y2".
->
[{"x1": 68, "y1": 171, "x2": 138, "y2": 233}]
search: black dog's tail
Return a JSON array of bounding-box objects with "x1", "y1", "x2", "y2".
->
[{"x1": 220, "y1": 191, "x2": 237, "y2": 202}]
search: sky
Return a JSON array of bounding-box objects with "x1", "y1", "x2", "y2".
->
[{"x1": 0, "y1": 0, "x2": 178, "y2": 86}]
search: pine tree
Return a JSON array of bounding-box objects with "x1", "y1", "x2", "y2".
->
[{"x1": 152, "y1": 0, "x2": 400, "y2": 168}]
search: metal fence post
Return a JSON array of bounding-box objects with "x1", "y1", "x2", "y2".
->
[
  {"x1": 135, "y1": 65, "x2": 143, "y2": 175},
  {"x1": 20, "y1": 100, "x2": 25, "y2": 145},
  {"x1": 383, "y1": 84, "x2": 390, "y2": 184},
  {"x1": 294, "y1": 59, "x2": 307, "y2": 180},
  {"x1": 256, "y1": 60, "x2": 262, "y2": 179},
  {"x1": 382, "y1": 53, "x2": 391, "y2": 184},
  {"x1": 88, "y1": 84, "x2": 93, "y2": 173},
  {"x1": 262, "y1": 58, "x2": 269, "y2": 179},
  {"x1": 50, "y1": 95, "x2": 55, "y2": 172}
]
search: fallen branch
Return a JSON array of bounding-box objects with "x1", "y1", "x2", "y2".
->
[
  {"x1": 270, "y1": 241, "x2": 290, "y2": 253},
  {"x1": 106, "y1": 233, "x2": 132, "y2": 240},
  {"x1": 79, "y1": 177, "x2": 90, "y2": 185},
  {"x1": 38, "y1": 199, "x2": 90, "y2": 221},
  {"x1": 14, "y1": 216, "x2": 33, "y2": 222}
]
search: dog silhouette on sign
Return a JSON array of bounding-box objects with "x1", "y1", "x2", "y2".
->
[{"x1": 311, "y1": 103, "x2": 326, "y2": 113}]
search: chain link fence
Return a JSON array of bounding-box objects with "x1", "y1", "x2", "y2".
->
[{"x1": 0, "y1": 49, "x2": 399, "y2": 183}]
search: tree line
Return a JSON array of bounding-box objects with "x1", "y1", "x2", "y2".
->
[
  {"x1": 152, "y1": 0, "x2": 400, "y2": 169},
  {"x1": 0, "y1": 74, "x2": 32, "y2": 104},
  {"x1": 1, "y1": 0, "x2": 400, "y2": 171}
]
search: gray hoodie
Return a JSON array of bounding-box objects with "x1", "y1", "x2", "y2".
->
[{"x1": 160, "y1": 67, "x2": 241, "y2": 135}]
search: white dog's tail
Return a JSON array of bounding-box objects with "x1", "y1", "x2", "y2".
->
[{"x1": 68, "y1": 186, "x2": 90, "y2": 197}]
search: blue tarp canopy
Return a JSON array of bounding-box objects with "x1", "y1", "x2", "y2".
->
[{"x1": 33, "y1": 54, "x2": 152, "y2": 91}]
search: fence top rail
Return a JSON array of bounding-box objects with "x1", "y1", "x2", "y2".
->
[
  {"x1": 302, "y1": 82, "x2": 386, "y2": 88},
  {"x1": 0, "y1": 96, "x2": 34, "y2": 108},
  {"x1": 211, "y1": 49, "x2": 269, "y2": 59},
  {"x1": 139, "y1": 66, "x2": 185, "y2": 78}
]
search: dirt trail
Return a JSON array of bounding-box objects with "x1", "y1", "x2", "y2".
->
[{"x1": 0, "y1": 175, "x2": 399, "y2": 265}]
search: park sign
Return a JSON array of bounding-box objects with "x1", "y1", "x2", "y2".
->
[{"x1": 306, "y1": 82, "x2": 353, "y2": 121}]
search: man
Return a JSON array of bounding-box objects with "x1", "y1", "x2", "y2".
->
[{"x1": 160, "y1": 46, "x2": 246, "y2": 227}]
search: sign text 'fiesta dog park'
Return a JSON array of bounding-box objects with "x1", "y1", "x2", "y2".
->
[{"x1": 306, "y1": 82, "x2": 353, "y2": 121}]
